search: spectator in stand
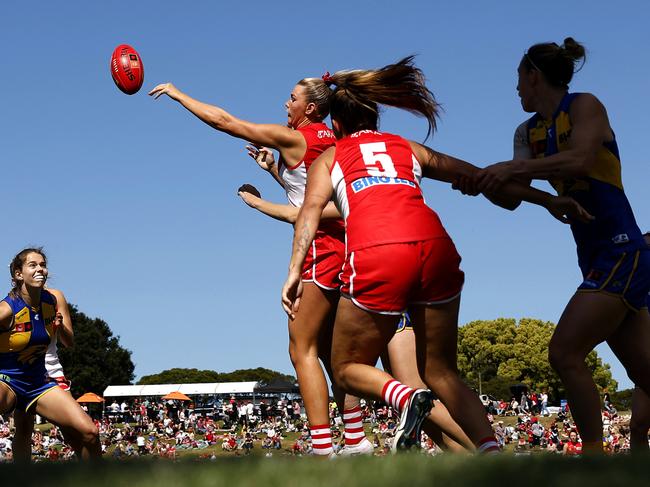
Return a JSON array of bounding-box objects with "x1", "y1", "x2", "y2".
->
[
  {"x1": 120, "y1": 400, "x2": 129, "y2": 421},
  {"x1": 136, "y1": 433, "x2": 146, "y2": 455},
  {"x1": 540, "y1": 391, "x2": 550, "y2": 416},
  {"x1": 496, "y1": 400, "x2": 508, "y2": 416},
  {"x1": 519, "y1": 392, "x2": 529, "y2": 415},
  {"x1": 603, "y1": 392, "x2": 616, "y2": 415},
  {"x1": 563, "y1": 429, "x2": 583, "y2": 456},
  {"x1": 494, "y1": 421, "x2": 506, "y2": 448},
  {"x1": 530, "y1": 417, "x2": 544, "y2": 446},
  {"x1": 510, "y1": 397, "x2": 519, "y2": 416}
]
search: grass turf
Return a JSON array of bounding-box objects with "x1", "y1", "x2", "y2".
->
[{"x1": 1, "y1": 453, "x2": 648, "y2": 487}]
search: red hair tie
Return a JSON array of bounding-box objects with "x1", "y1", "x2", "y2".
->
[{"x1": 321, "y1": 71, "x2": 332, "y2": 83}]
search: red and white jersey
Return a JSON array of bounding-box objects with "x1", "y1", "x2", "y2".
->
[
  {"x1": 279, "y1": 122, "x2": 344, "y2": 236},
  {"x1": 330, "y1": 130, "x2": 448, "y2": 252},
  {"x1": 279, "y1": 122, "x2": 336, "y2": 207}
]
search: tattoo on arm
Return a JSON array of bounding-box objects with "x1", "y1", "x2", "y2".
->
[{"x1": 296, "y1": 222, "x2": 311, "y2": 256}]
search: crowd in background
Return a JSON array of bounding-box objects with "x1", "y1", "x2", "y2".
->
[{"x1": 0, "y1": 392, "x2": 643, "y2": 461}]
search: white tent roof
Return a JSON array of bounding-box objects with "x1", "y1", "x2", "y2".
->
[{"x1": 103, "y1": 382, "x2": 258, "y2": 397}]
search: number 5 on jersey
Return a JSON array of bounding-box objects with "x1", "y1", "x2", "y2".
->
[{"x1": 360, "y1": 142, "x2": 398, "y2": 178}]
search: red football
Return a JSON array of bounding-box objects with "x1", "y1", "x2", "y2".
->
[{"x1": 110, "y1": 44, "x2": 144, "y2": 95}]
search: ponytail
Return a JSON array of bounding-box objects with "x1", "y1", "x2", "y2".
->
[{"x1": 325, "y1": 56, "x2": 439, "y2": 139}]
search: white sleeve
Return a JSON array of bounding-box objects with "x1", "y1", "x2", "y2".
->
[{"x1": 513, "y1": 121, "x2": 532, "y2": 160}]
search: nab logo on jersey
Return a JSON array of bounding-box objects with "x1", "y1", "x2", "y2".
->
[{"x1": 317, "y1": 130, "x2": 334, "y2": 139}]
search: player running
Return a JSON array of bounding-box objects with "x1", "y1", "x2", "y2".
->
[
  {"x1": 0, "y1": 248, "x2": 100, "y2": 460},
  {"x1": 12, "y1": 286, "x2": 74, "y2": 462},
  {"x1": 281, "y1": 57, "x2": 590, "y2": 453},
  {"x1": 238, "y1": 185, "x2": 474, "y2": 452}
]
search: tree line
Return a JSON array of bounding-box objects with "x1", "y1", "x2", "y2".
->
[
  {"x1": 137, "y1": 367, "x2": 296, "y2": 385},
  {"x1": 457, "y1": 317, "x2": 617, "y2": 403}
]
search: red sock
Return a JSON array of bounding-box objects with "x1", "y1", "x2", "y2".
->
[
  {"x1": 343, "y1": 406, "x2": 366, "y2": 446},
  {"x1": 381, "y1": 379, "x2": 414, "y2": 412},
  {"x1": 477, "y1": 436, "x2": 500, "y2": 454},
  {"x1": 309, "y1": 424, "x2": 333, "y2": 456}
]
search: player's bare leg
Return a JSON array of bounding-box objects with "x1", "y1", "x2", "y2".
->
[
  {"x1": 288, "y1": 282, "x2": 337, "y2": 453},
  {"x1": 549, "y1": 292, "x2": 631, "y2": 453},
  {"x1": 409, "y1": 300, "x2": 495, "y2": 449},
  {"x1": 12, "y1": 410, "x2": 35, "y2": 462},
  {"x1": 384, "y1": 328, "x2": 474, "y2": 451},
  {"x1": 33, "y1": 387, "x2": 101, "y2": 460}
]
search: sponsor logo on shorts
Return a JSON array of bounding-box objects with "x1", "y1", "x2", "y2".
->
[
  {"x1": 352, "y1": 176, "x2": 416, "y2": 193},
  {"x1": 612, "y1": 233, "x2": 629, "y2": 244}
]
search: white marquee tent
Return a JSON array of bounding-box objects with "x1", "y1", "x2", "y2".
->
[{"x1": 103, "y1": 381, "x2": 258, "y2": 398}]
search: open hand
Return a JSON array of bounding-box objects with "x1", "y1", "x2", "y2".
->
[
  {"x1": 148, "y1": 82, "x2": 182, "y2": 101},
  {"x1": 246, "y1": 144, "x2": 275, "y2": 171},
  {"x1": 546, "y1": 196, "x2": 594, "y2": 224}
]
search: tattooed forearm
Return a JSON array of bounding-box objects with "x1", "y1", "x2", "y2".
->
[{"x1": 296, "y1": 221, "x2": 312, "y2": 257}]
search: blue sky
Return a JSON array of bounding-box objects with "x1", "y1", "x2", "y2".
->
[{"x1": 2, "y1": 1, "x2": 648, "y2": 390}]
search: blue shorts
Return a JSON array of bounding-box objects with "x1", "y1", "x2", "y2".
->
[
  {"x1": 395, "y1": 313, "x2": 413, "y2": 334},
  {"x1": 0, "y1": 372, "x2": 58, "y2": 413},
  {"x1": 577, "y1": 247, "x2": 650, "y2": 311}
]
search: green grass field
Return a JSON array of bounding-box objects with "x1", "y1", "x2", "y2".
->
[
  {"x1": 2, "y1": 453, "x2": 648, "y2": 487},
  {"x1": 16, "y1": 412, "x2": 640, "y2": 486}
]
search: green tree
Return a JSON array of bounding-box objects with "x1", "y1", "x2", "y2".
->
[
  {"x1": 58, "y1": 305, "x2": 135, "y2": 397},
  {"x1": 137, "y1": 368, "x2": 222, "y2": 384},
  {"x1": 457, "y1": 318, "x2": 617, "y2": 402},
  {"x1": 610, "y1": 388, "x2": 634, "y2": 411},
  {"x1": 138, "y1": 367, "x2": 295, "y2": 385}
]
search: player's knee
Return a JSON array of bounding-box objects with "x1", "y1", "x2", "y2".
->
[
  {"x1": 423, "y1": 366, "x2": 458, "y2": 393},
  {"x1": 288, "y1": 342, "x2": 317, "y2": 369},
  {"x1": 332, "y1": 362, "x2": 352, "y2": 391},
  {"x1": 0, "y1": 393, "x2": 15, "y2": 415},
  {"x1": 548, "y1": 341, "x2": 578, "y2": 374}
]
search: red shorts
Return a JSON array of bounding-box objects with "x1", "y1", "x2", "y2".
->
[
  {"x1": 302, "y1": 232, "x2": 346, "y2": 290},
  {"x1": 340, "y1": 238, "x2": 464, "y2": 314}
]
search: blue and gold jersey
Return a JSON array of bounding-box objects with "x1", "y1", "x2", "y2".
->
[
  {"x1": 0, "y1": 290, "x2": 56, "y2": 381},
  {"x1": 525, "y1": 92, "x2": 645, "y2": 272}
]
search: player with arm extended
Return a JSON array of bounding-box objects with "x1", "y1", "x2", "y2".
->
[{"x1": 151, "y1": 76, "x2": 360, "y2": 456}]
